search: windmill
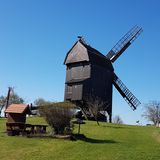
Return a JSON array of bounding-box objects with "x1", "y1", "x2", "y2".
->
[
  {"x1": 64, "y1": 25, "x2": 143, "y2": 122},
  {"x1": 0, "y1": 87, "x2": 13, "y2": 117}
]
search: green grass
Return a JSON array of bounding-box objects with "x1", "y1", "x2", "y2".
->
[{"x1": 0, "y1": 117, "x2": 160, "y2": 160}]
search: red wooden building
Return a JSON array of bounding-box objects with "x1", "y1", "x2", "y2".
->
[{"x1": 5, "y1": 104, "x2": 30, "y2": 123}]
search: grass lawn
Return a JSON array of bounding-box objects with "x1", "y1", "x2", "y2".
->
[{"x1": 0, "y1": 117, "x2": 160, "y2": 160}]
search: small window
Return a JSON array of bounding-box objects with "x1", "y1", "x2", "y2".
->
[
  {"x1": 67, "y1": 85, "x2": 72, "y2": 93},
  {"x1": 67, "y1": 66, "x2": 71, "y2": 70}
]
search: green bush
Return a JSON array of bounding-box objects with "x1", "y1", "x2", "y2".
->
[{"x1": 39, "y1": 102, "x2": 75, "y2": 135}]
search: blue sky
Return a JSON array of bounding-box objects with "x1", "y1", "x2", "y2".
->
[{"x1": 0, "y1": 0, "x2": 160, "y2": 124}]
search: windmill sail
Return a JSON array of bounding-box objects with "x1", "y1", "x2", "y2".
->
[
  {"x1": 113, "y1": 73, "x2": 140, "y2": 110},
  {"x1": 106, "y1": 26, "x2": 143, "y2": 62}
]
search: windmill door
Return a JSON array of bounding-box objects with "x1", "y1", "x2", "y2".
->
[{"x1": 72, "y1": 84, "x2": 83, "y2": 100}]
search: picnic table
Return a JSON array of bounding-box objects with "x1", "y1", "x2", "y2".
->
[{"x1": 6, "y1": 122, "x2": 48, "y2": 136}]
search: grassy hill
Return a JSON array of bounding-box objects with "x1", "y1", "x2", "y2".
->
[{"x1": 0, "y1": 117, "x2": 160, "y2": 160}]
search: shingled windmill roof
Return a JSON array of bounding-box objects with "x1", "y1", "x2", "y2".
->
[{"x1": 64, "y1": 39, "x2": 114, "y2": 71}]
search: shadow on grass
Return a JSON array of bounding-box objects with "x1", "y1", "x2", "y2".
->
[
  {"x1": 74, "y1": 134, "x2": 117, "y2": 144},
  {"x1": 101, "y1": 125, "x2": 129, "y2": 129},
  {"x1": 2, "y1": 132, "x2": 117, "y2": 144}
]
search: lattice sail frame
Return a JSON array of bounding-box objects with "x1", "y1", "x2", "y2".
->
[
  {"x1": 106, "y1": 25, "x2": 143, "y2": 62},
  {"x1": 113, "y1": 73, "x2": 141, "y2": 110}
]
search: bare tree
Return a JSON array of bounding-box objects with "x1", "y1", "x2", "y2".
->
[
  {"x1": 113, "y1": 115, "x2": 123, "y2": 124},
  {"x1": 85, "y1": 96, "x2": 108, "y2": 125},
  {"x1": 0, "y1": 96, "x2": 6, "y2": 116},
  {"x1": 34, "y1": 98, "x2": 52, "y2": 106},
  {"x1": 8, "y1": 93, "x2": 24, "y2": 104},
  {"x1": 143, "y1": 101, "x2": 160, "y2": 126}
]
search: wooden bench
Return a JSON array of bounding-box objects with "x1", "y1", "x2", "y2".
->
[{"x1": 25, "y1": 124, "x2": 48, "y2": 134}]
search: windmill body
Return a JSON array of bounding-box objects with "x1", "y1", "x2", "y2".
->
[
  {"x1": 64, "y1": 40, "x2": 113, "y2": 121},
  {"x1": 64, "y1": 26, "x2": 142, "y2": 122}
]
